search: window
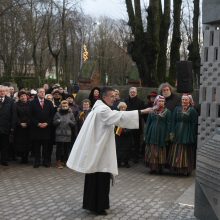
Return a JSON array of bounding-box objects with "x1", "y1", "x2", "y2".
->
[
  {"x1": 204, "y1": 47, "x2": 209, "y2": 62},
  {"x1": 207, "y1": 103, "x2": 211, "y2": 117},
  {"x1": 212, "y1": 87, "x2": 216, "y2": 101},
  {"x1": 210, "y1": 31, "x2": 214, "y2": 46},
  {"x1": 214, "y1": 47, "x2": 218, "y2": 61},
  {"x1": 209, "y1": 31, "x2": 214, "y2": 46},
  {"x1": 217, "y1": 105, "x2": 220, "y2": 117},
  {"x1": 202, "y1": 87, "x2": 207, "y2": 102}
]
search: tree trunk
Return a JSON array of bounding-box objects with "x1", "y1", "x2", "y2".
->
[
  {"x1": 61, "y1": 0, "x2": 68, "y2": 84},
  {"x1": 146, "y1": 0, "x2": 161, "y2": 86},
  {"x1": 169, "y1": 0, "x2": 182, "y2": 85},
  {"x1": 125, "y1": 0, "x2": 151, "y2": 86},
  {"x1": 46, "y1": 1, "x2": 61, "y2": 83},
  {"x1": 188, "y1": 0, "x2": 200, "y2": 88},
  {"x1": 157, "y1": 0, "x2": 170, "y2": 83}
]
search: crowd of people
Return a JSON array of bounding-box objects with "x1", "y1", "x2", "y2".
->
[
  {"x1": 0, "y1": 83, "x2": 91, "y2": 169},
  {"x1": 0, "y1": 82, "x2": 198, "y2": 177},
  {"x1": 0, "y1": 83, "x2": 199, "y2": 216}
]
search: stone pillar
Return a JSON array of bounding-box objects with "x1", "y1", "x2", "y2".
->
[{"x1": 195, "y1": 1, "x2": 220, "y2": 219}]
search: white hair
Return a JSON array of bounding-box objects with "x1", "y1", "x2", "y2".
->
[
  {"x1": 129, "y1": 87, "x2": 137, "y2": 93},
  {"x1": 117, "y1": 101, "x2": 127, "y2": 110},
  {"x1": 158, "y1": 82, "x2": 174, "y2": 95}
]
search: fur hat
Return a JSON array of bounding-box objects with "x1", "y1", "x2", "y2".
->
[
  {"x1": 52, "y1": 83, "x2": 60, "y2": 89},
  {"x1": 66, "y1": 94, "x2": 74, "y2": 99},
  {"x1": 18, "y1": 91, "x2": 27, "y2": 98},
  {"x1": 52, "y1": 89, "x2": 61, "y2": 95}
]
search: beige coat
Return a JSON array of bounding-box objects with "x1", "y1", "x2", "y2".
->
[{"x1": 66, "y1": 100, "x2": 139, "y2": 175}]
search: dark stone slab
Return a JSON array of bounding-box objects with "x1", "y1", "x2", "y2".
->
[
  {"x1": 195, "y1": 129, "x2": 220, "y2": 219},
  {"x1": 194, "y1": 180, "x2": 218, "y2": 220}
]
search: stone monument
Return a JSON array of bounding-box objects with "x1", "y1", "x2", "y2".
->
[{"x1": 195, "y1": 1, "x2": 220, "y2": 219}]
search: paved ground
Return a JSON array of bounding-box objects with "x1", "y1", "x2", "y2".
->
[{"x1": 0, "y1": 160, "x2": 199, "y2": 220}]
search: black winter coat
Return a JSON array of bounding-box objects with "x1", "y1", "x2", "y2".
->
[
  {"x1": 0, "y1": 96, "x2": 15, "y2": 135},
  {"x1": 125, "y1": 96, "x2": 145, "y2": 131},
  {"x1": 165, "y1": 93, "x2": 181, "y2": 112},
  {"x1": 29, "y1": 97, "x2": 54, "y2": 141},
  {"x1": 13, "y1": 101, "x2": 31, "y2": 149}
]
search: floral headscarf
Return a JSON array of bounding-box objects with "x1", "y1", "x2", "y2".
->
[
  {"x1": 182, "y1": 94, "x2": 194, "y2": 106},
  {"x1": 152, "y1": 95, "x2": 166, "y2": 113}
]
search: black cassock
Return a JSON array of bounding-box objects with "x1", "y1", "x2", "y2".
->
[{"x1": 83, "y1": 172, "x2": 111, "y2": 213}]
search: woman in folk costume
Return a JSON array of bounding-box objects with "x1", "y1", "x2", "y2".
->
[
  {"x1": 168, "y1": 94, "x2": 198, "y2": 176},
  {"x1": 145, "y1": 95, "x2": 171, "y2": 174},
  {"x1": 67, "y1": 87, "x2": 152, "y2": 216}
]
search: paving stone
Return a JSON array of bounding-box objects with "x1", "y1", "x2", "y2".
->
[{"x1": 0, "y1": 161, "x2": 197, "y2": 219}]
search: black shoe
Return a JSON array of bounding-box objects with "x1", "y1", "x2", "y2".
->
[
  {"x1": 96, "y1": 210, "x2": 107, "y2": 216},
  {"x1": 158, "y1": 168, "x2": 163, "y2": 174},
  {"x1": 43, "y1": 163, "x2": 50, "y2": 168},
  {"x1": 118, "y1": 162, "x2": 122, "y2": 167},
  {"x1": 133, "y1": 159, "x2": 138, "y2": 164},
  {"x1": 184, "y1": 172, "x2": 191, "y2": 176},
  {"x1": 33, "y1": 163, "x2": 40, "y2": 168},
  {"x1": 21, "y1": 158, "x2": 28, "y2": 164},
  {"x1": 125, "y1": 163, "x2": 130, "y2": 168},
  {"x1": 1, "y1": 162, "x2": 9, "y2": 166}
]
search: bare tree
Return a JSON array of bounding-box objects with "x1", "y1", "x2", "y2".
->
[
  {"x1": 188, "y1": 0, "x2": 200, "y2": 88},
  {"x1": 157, "y1": 0, "x2": 171, "y2": 82},
  {"x1": 46, "y1": 0, "x2": 62, "y2": 82},
  {"x1": 125, "y1": 0, "x2": 151, "y2": 86},
  {"x1": 0, "y1": 0, "x2": 27, "y2": 17},
  {"x1": 0, "y1": 1, "x2": 23, "y2": 77},
  {"x1": 146, "y1": 0, "x2": 161, "y2": 85},
  {"x1": 23, "y1": 0, "x2": 48, "y2": 82},
  {"x1": 169, "y1": 0, "x2": 182, "y2": 85}
]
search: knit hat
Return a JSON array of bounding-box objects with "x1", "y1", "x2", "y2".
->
[{"x1": 147, "y1": 91, "x2": 158, "y2": 99}]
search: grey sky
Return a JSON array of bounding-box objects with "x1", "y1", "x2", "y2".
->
[
  {"x1": 81, "y1": 0, "x2": 126, "y2": 19},
  {"x1": 81, "y1": 0, "x2": 148, "y2": 20}
]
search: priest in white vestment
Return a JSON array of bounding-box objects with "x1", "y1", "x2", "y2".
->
[{"x1": 67, "y1": 87, "x2": 152, "y2": 216}]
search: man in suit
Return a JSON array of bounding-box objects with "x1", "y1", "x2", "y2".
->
[
  {"x1": 0, "y1": 85, "x2": 15, "y2": 166},
  {"x1": 30, "y1": 88, "x2": 54, "y2": 168}
]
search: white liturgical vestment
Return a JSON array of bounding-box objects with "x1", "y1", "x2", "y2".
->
[{"x1": 67, "y1": 100, "x2": 139, "y2": 175}]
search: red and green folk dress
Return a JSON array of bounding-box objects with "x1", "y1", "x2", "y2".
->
[
  {"x1": 168, "y1": 106, "x2": 198, "y2": 175},
  {"x1": 144, "y1": 108, "x2": 171, "y2": 173}
]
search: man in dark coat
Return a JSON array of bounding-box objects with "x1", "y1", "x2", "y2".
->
[
  {"x1": 0, "y1": 85, "x2": 15, "y2": 166},
  {"x1": 158, "y1": 82, "x2": 181, "y2": 168},
  {"x1": 158, "y1": 82, "x2": 181, "y2": 112},
  {"x1": 30, "y1": 88, "x2": 54, "y2": 168},
  {"x1": 125, "y1": 87, "x2": 145, "y2": 163},
  {"x1": 112, "y1": 89, "x2": 121, "y2": 110}
]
